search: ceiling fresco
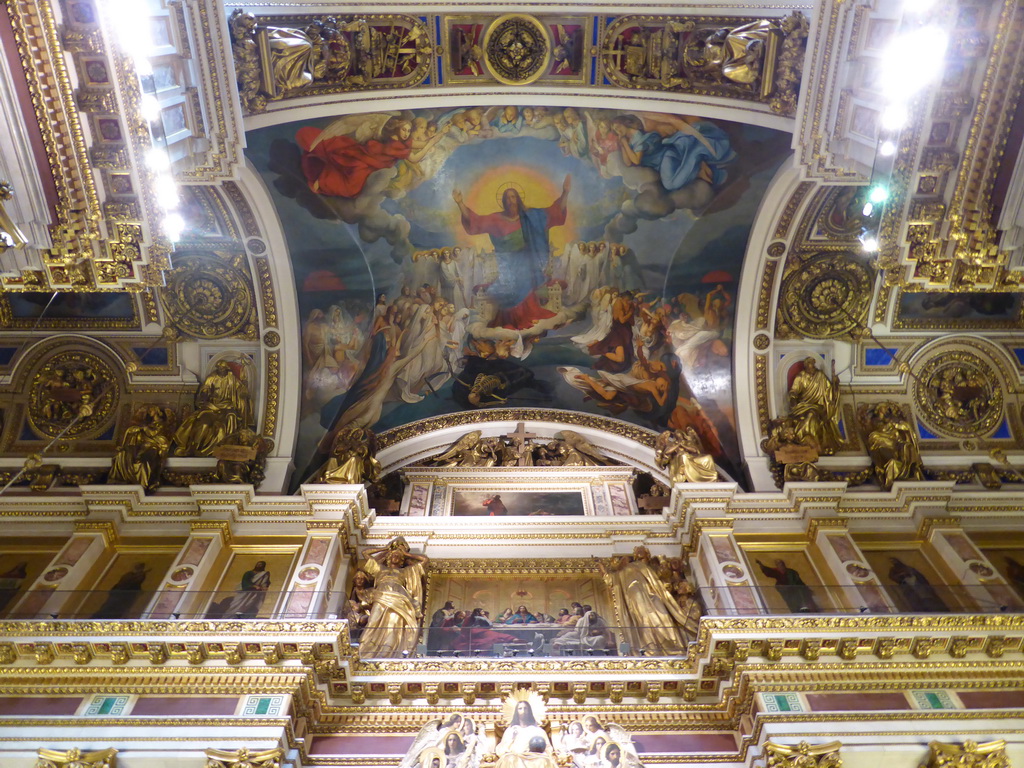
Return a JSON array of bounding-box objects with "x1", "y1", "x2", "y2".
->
[{"x1": 245, "y1": 105, "x2": 791, "y2": 484}]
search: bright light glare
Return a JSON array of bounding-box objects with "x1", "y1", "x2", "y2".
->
[
  {"x1": 880, "y1": 27, "x2": 948, "y2": 101},
  {"x1": 154, "y1": 175, "x2": 179, "y2": 209},
  {"x1": 147, "y1": 148, "x2": 171, "y2": 171},
  {"x1": 862, "y1": 202, "x2": 874, "y2": 217},
  {"x1": 163, "y1": 213, "x2": 185, "y2": 243},
  {"x1": 860, "y1": 235, "x2": 880, "y2": 253},
  {"x1": 903, "y1": 0, "x2": 938, "y2": 13},
  {"x1": 881, "y1": 104, "x2": 909, "y2": 130},
  {"x1": 141, "y1": 94, "x2": 161, "y2": 122},
  {"x1": 106, "y1": 0, "x2": 155, "y2": 64},
  {"x1": 879, "y1": 140, "x2": 897, "y2": 156},
  {"x1": 868, "y1": 186, "x2": 889, "y2": 204}
]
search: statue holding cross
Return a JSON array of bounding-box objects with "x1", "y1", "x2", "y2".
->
[{"x1": 501, "y1": 422, "x2": 537, "y2": 467}]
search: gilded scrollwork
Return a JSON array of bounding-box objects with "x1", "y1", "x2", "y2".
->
[
  {"x1": 764, "y1": 741, "x2": 842, "y2": 768},
  {"x1": 35, "y1": 748, "x2": 117, "y2": 768},
  {"x1": 484, "y1": 15, "x2": 551, "y2": 85},
  {"x1": 205, "y1": 747, "x2": 283, "y2": 768},
  {"x1": 913, "y1": 351, "x2": 1003, "y2": 438},
  {"x1": 228, "y1": 10, "x2": 432, "y2": 114},
  {"x1": 778, "y1": 252, "x2": 874, "y2": 339},
  {"x1": 159, "y1": 251, "x2": 257, "y2": 340},
  {"x1": 919, "y1": 741, "x2": 1008, "y2": 768}
]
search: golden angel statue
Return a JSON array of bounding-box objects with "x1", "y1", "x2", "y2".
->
[
  {"x1": 357, "y1": 536, "x2": 429, "y2": 658},
  {"x1": 400, "y1": 714, "x2": 483, "y2": 768},
  {"x1": 557, "y1": 430, "x2": 606, "y2": 466},
  {"x1": 596, "y1": 547, "x2": 691, "y2": 655},
  {"x1": 432, "y1": 430, "x2": 500, "y2": 467},
  {"x1": 321, "y1": 426, "x2": 381, "y2": 484}
]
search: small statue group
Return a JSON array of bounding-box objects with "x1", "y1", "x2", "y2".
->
[
  {"x1": 432, "y1": 429, "x2": 609, "y2": 469},
  {"x1": 109, "y1": 360, "x2": 266, "y2": 492},
  {"x1": 655, "y1": 427, "x2": 718, "y2": 483},
  {"x1": 319, "y1": 426, "x2": 381, "y2": 485}
]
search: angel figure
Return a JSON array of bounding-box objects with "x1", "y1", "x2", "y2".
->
[
  {"x1": 297, "y1": 112, "x2": 450, "y2": 199},
  {"x1": 432, "y1": 431, "x2": 500, "y2": 468},
  {"x1": 557, "y1": 431, "x2": 607, "y2": 466},
  {"x1": 400, "y1": 715, "x2": 474, "y2": 768},
  {"x1": 608, "y1": 113, "x2": 735, "y2": 190}
]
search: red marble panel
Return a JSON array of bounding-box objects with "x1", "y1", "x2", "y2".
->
[
  {"x1": 310, "y1": 735, "x2": 416, "y2": 755},
  {"x1": 131, "y1": 696, "x2": 238, "y2": 716},
  {"x1": 956, "y1": 690, "x2": 1024, "y2": 709},
  {"x1": 0, "y1": 697, "x2": 82, "y2": 715},
  {"x1": 806, "y1": 692, "x2": 910, "y2": 711},
  {"x1": 633, "y1": 733, "x2": 738, "y2": 753}
]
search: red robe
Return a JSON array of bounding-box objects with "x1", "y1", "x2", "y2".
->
[{"x1": 297, "y1": 126, "x2": 411, "y2": 198}]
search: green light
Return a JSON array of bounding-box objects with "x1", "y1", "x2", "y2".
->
[{"x1": 868, "y1": 186, "x2": 889, "y2": 204}]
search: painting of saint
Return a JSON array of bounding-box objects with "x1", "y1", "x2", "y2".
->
[
  {"x1": 887, "y1": 557, "x2": 948, "y2": 613},
  {"x1": 755, "y1": 557, "x2": 820, "y2": 613},
  {"x1": 247, "y1": 105, "x2": 791, "y2": 488},
  {"x1": 207, "y1": 560, "x2": 272, "y2": 619},
  {"x1": 91, "y1": 562, "x2": 150, "y2": 619}
]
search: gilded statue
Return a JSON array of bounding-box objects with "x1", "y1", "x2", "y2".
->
[
  {"x1": 174, "y1": 361, "x2": 255, "y2": 457},
  {"x1": 109, "y1": 406, "x2": 176, "y2": 491},
  {"x1": 655, "y1": 556, "x2": 701, "y2": 639},
  {"x1": 691, "y1": 20, "x2": 778, "y2": 87},
  {"x1": 861, "y1": 402, "x2": 924, "y2": 491},
  {"x1": 787, "y1": 357, "x2": 842, "y2": 455},
  {"x1": 655, "y1": 427, "x2": 718, "y2": 483},
  {"x1": 358, "y1": 536, "x2": 429, "y2": 658},
  {"x1": 321, "y1": 426, "x2": 381, "y2": 484},
  {"x1": 596, "y1": 546, "x2": 691, "y2": 655},
  {"x1": 228, "y1": 10, "x2": 266, "y2": 113},
  {"x1": 556, "y1": 430, "x2": 606, "y2": 465},
  {"x1": 214, "y1": 427, "x2": 270, "y2": 486}
]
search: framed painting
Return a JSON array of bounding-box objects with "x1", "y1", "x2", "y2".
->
[
  {"x1": 0, "y1": 545, "x2": 62, "y2": 618},
  {"x1": 742, "y1": 547, "x2": 834, "y2": 614},
  {"x1": 73, "y1": 548, "x2": 179, "y2": 619},
  {"x1": 861, "y1": 547, "x2": 963, "y2": 613},
  {"x1": 203, "y1": 549, "x2": 299, "y2": 620},
  {"x1": 451, "y1": 489, "x2": 586, "y2": 516}
]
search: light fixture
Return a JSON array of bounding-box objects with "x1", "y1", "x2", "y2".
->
[
  {"x1": 862, "y1": 202, "x2": 874, "y2": 217},
  {"x1": 141, "y1": 93, "x2": 161, "y2": 123},
  {"x1": 878, "y1": 140, "x2": 897, "y2": 157},
  {"x1": 868, "y1": 185, "x2": 889, "y2": 204},
  {"x1": 859, "y1": 232, "x2": 880, "y2": 252},
  {"x1": 880, "y1": 27, "x2": 948, "y2": 102},
  {"x1": 881, "y1": 104, "x2": 909, "y2": 131},
  {"x1": 162, "y1": 212, "x2": 185, "y2": 242},
  {"x1": 154, "y1": 175, "x2": 179, "y2": 210},
  {"x1": 147, "y1": 148, "x2": 171, "y2": 171}
]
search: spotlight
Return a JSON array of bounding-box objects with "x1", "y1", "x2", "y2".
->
[
  {"x1": 147, "y1": 148, "x2": 171, "y2": 171},
  {"x1": 862, "y1": 202, "x2": 874, "y2": 218},
  {"x1": 162, "y1": 212, "x2": 185, "y2": 243},
  {"x1": 879, "y1": 140, "x2": 897, "y2": 157},
  {"x1": 141, "y1": 93, "x2": 161, "y2": 123}
]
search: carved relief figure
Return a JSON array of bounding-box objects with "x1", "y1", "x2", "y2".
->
[
  {"x1": 787, "y1": 357, "x2": 842, "y2": 455},
  {"x1": 215, "y1": 427, "x2": 270, "y2": 486},
  {"x1": 597, "y1": 546, "x2": 690, "y2": 655},
  {"x1": 687, "y1": 20, "x2": 778, "y2": 87},
  {"x1": 174, "y1": 361, "x2": 255, "y2": 457},
  {"x1": 358, "y1": 537, "x2": 429, "y2": 658}
]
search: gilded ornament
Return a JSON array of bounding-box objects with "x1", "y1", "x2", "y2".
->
[
  {"x1": 754, "y1": 334, "x2": 771, "y2": 350},
  {"x1": 247, "y1": 238, "x2": 267, "y2": 254},
  {"x1": 913, "y1": 351, "x2": 1003, "y2": 438},
  {"x1": 779, "y1": 253, "x2": 874, "y2": 338},
  {"x1": 108, "y1": 406, "x2": 176, "y2": 491},
  {"x1": 762, "y1": 417, "x2": 821, "y2": 486},
  {"x1": 35, "y1": 748, "x2": 117, "y2": 768},
  {"x1": 858, "y1": 402, "x2": 924, "y2": 491},
  {"x1": 28, "y1": 351, "x2": 118, "y2": 439},
  {"x1": 263, "y1": 330, "x2": 281, "y2": 347},
  {"x1": 655, "y1": 428, "x2": 718, "y2": 483},
  {"x1": 764, "y1": 741, "x2": 842, "y2": 768},
  {"x1": 160, "y1": 252, "x2": 257, "y2": 339},
  {"x1": 173, "y1": 360, "x2": 256, "y2": 457},
  {"x1": 430, "y1": 427, "x2": 614, "y2": 468},
  {"x1": 484, "y1": 15, "x2": 551, "y2": 85},
  {"x1": 767, "y1": 242, "x2": 786, "y2": 258},
  {"x1": 205, "y1": 747, "x2": 283, "y2": 768}
]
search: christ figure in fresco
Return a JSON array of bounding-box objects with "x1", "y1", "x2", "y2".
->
[{"x1": 452, "y1": 175, "x2": 571, "y2": 330}]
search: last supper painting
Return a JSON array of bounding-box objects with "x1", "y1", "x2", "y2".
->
[{"x1": 245, "y1": 105, "x2": 791, "y2": 487}]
